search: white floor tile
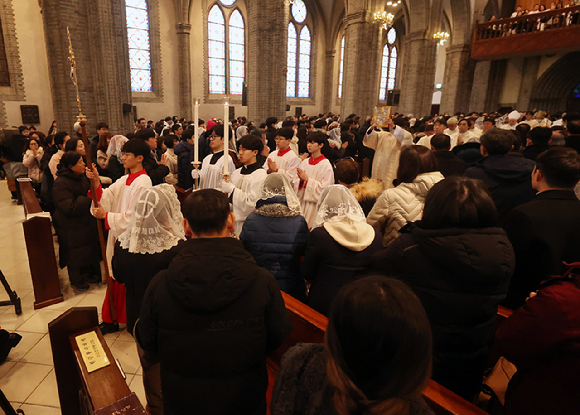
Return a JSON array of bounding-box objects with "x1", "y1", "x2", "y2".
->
[
  {"x1": 0, "y1": 362, "x2": 52, "y2": 402},
  {"x1": 110, "y1": 340, "x2": 141, "y2": 375},
  {"x1": 18, "y1": 404, "x2": 61, "y2": 415},
  {"x1": 25, "y1": 368, "x2": 60, "y2": 407},
  {"x1": 6, "y1": 332, "x2": 44, "y2": 362},
  {"x1": 16, "y1": 309, "x2": 64, "y2": 334},
  {"x1": 129, "y1": 374, "x2": 147, "y2": 408},
  {"x1": 21, "y1": 334, "x2": 53, "y2": 365}
]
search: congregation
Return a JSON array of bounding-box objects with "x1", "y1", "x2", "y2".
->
[{"x1": 1, "y1": 106, "x2": 580, "y2": 415}]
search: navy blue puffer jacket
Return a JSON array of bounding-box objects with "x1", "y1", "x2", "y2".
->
[{"x1": 240, "y1": 196, "x2": 309, "y2": 301}]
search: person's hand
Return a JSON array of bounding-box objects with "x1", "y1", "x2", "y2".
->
[
  {"x1": 341, "y1": 141, "x2": 349, "y2": 149},
  {"x1": 86, "y1": 164, "x2": 100, "y2": 184},
  {"x1": 159, "y1": 153, "x2": 168, "y2": 166},
  {"x1": 191, "y1": 168, "x2": 200, "y2": 179},
  {"x1": 457, "y1": 136, "x2": 464, "y2": 146},
  {"x1": 91, "y1": 201, "x2": 107, "y2": 219},
  {"x1": 299, "y1": 153, "x2": 309, "y2": 161},
  {"x1": 297, "y1": 168, "x2": 308, "y2": 182},
  {"x1": 329, "y1": 141, "x2": 337, "y2": 148},
  {"x1": 267, "y1": 158, "x2": 278, "y2": 172},
  {"x1": 525, "y1": 291, "x2": 537, "y2": 303},
  {"x1": 220, "y1": 180, "x2": 235, "y2": 195},
  {"x1": 385, "y1": 118, "x2": 395, "y2": 131}
]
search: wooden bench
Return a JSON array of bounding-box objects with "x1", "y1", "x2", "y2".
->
[
  {"x1": 267, "y1": 292, "x2": 489, "y2": 415},
  {"x1": 49, "y1": 307, "x2": 146, "y2": 415},
  {"x1": 19, "y1": 178, "x2": 63, "y2": 309}
]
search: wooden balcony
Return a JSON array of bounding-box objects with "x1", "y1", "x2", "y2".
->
[{"x1": 472, "y1": 6, "x2": 580, "y2": 60}]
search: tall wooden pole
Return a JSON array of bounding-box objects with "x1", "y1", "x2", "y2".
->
[{"x1": 67, "y1": 28, "x2": 117, "y2": 323}]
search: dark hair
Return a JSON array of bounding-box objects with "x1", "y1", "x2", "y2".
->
[
  {"x1": 528, "y1": 126, "x2": 552, "y2": 146},
  {"x1": 480, "y1": 129, "x2": 514, "y2": 155},
  {"x1": 536, "y1": 147, "x2": 580, "y2": 188},
  {"x1": 54, "y1": 131, "x2": 69, "y2": 147},
  {"x1": 335, "y1": 158, "x2": 359, "y2": 185},
  {"x1": 58, "y1": 151, "x2": 82, "y2": 171},
  {"x1": 420, "y1": 177, "x2": 499, "y2": 229},
  {"x1": 276, "y1": 127, "x2": 294, "y2": 141},
  {"x1": 434, "y1": 118, "x2": 447, "y2": 127},
  {"x1": 483, "y1": 117, "x2": 494, "y2": 124},
  {"x1": 64, "y1": 137, "x2": 82, "y2": 153},
  {"x1": 24, "y1": 138, "x2": 40, "y2": 152},
  {"x1": 97, "y1": 133, "x2": 110, "y2": 152},
  {"x1": 313, "y1": 119, "x2": 327, "y2": 129},
  {"x1": 250, "y1": 128, "x2": 265, "y2": 138},
  {"x1": 183, "y1": 189, "x2": 230, "y2": 235},
  {"x1": 430, "y1": 133, "x2": 451, "y2": 150},
  {"x1": 164, "y1": 136, "x2": 176, "y2": 149},
  {"x1": 122, "y1": 138, "x2": 150, "y2": 159},
  {"x1": 165, "y1": 116, "x2": 172, "y2": 122},
  {"x1": 424, "y1": 124, "x2": 434, "y2": 133},
  {"x1": 396, "y1": 146, "x2": 439, "y2": 184},
  {"x1": 281, "y1": 120, "x2": 296, "y2": 128},
  {"x1": 18, "y1": 126, "x2": 29, "y2": 134},
  {"x1": 137, "y1": 117, "x2": 145, "y2": 123},
  {"x1": 515, "y1": 123, "x2": 531, "y2": 143},
  {"x1": 238, "y1": 135, "x2": 264, "y2": 153},
  {"x1": 171, "y1": 123, "x2": 182, "y2": 133},
  {"x1": 137, "y1": 128, "x2": 156, "y2": 141},
  {"x1": 326, "y1": 276, "x2": 432, "y2": 415},
  {"x1": 210, "y1": 124, "x2": 225, "y2": 138},
  {"x1": 96, "y1": 122, "x2": 109, "y2": 131},
  {"x1": 307, "y1": 131, "x2": 328, "y2": 146},
  {"x1": 393, "y1": 117, "x2": 410, "y2": 130},
  {"x1": 182, "y1": 129, "x2": 194, "y2": 141},
  {"x1": 265, "y1": 117, "x2": 278, "y2": 128},
  {"x1": 567, "y1": 118, "x2": 580, "y2": 135}
]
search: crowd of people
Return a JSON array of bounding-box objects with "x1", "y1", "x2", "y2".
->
[{"x1": 1, "y1": 106, "x2": 580, "y2": 415}]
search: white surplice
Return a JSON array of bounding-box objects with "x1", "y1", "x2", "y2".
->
[
  {"x1": 263, "y1": 148, "x2": 301, "y2": 193},
  {"x1": 230, "y1": 165, "x2": 268, "y2": 236},
  {"x1": 363, "y1": 126, "x2": 405, "y2": 190},
  {"x1": 295, "y1": 156, "x2": 334, "y2": 228},
  {"x1": 199, "y1": 151, "x2": 236, "y2": 190}
]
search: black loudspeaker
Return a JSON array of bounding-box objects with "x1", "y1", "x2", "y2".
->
[
  {"x1": 242, "y1": 82, "x2": 248, "y2": 107},
  {"x1": 386, "y1": 90, "x2": 394, "y2": 106},
  {"x1": 393, "y1": 91, "x2": 400, "y2": 106},
  {"x1": 122, "y1": 103, "x2": 132, "y2": 113},
  {"x1": 286, "y1": 105, "x2": 291, "y2": 112},
  {"x1": 229, "y1": 106, "x2": 235, "y2": 120}
]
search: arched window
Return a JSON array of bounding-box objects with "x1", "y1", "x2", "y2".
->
[
  {"x1": 379, "y1": 28, "x2": 397, "y2": 101},
  {"x1": 125, "y1": 0, "x2": 153, "y2": 92},
  {"x1": 338, "y1": 36, "x2": 345, "y2": 99},
  {"x1": 208, "y1": 1, "x2": 245, "y2": 95},
  {"x1": 287, "y1": 0, "x2": 311, "y2": 98}
]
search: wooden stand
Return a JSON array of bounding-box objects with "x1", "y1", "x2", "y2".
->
[{"x1": 19, "y1": 179, "x2": 63, "y2": 309}]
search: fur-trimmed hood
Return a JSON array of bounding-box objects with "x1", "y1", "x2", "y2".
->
[{"x1": 349, "y1": 178, "x2": 384, "y2": 216}]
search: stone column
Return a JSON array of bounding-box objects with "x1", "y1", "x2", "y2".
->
[
  {"x1": 340, "y1": 9, "x2": 382, "y2": 118},
  {"x1": 323, "y1": 49, "x2": 336, "y2": 113},
  {"x1": 246, "y1": 0, "x2": 288, "y2": 124},
  {"x1": 42, "y1": 0, "x2": 133, "y2": 135},
  {"x1": 398, "y1": 31, "x2": 437, "y2": 116},
  {"x1": 517, "y1": 56, "x2": 541, "y2": 110},
  {"x1": 484, "y1": 59, "x2": 507, "y2": 112},
  {"x1": 469, "y1": 60, "x2": 491, "y2": 112},
  {"x1": 440, "y1": 44, "x2": 475, "y2": 115},
  {"x1": 176, "y1": 22, "x2": 193, "y2": 120}
]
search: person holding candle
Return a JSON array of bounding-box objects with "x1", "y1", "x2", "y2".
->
[
  {"x1": 192, "y1": 124, "x2": 236, "y2": 190},
  {"x1": 263, "y1": 127, "x2": 301, "y2": 193},
  {"x1": 295, "y1": 132, "x2": 335, "y2": 228},
  {"x1": 221, "y1": 135, "x2": 268, "y2": 236}
]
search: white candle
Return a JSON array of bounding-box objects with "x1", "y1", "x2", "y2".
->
[
  {"x1": 193, "y1": 98, "x2": 199, "y2": 164},
  {"x1": 223, "y1": 97, "x2": 230, "y2": 175}
]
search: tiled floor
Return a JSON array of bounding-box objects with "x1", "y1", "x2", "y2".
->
[{"x1": 0, "y1": 181, "x2": 146, "y2": 414}]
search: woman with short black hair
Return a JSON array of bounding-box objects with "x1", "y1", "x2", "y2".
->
[{"x1": 372, "y1": 176, "x2": 515, "y2": 401}]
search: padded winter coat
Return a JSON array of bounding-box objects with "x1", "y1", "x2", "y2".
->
[
  {"x1": 22, "y1": 148, "x2": 44, "y2": 182},
  {"x1": 240, "y1": 196, "x2": 309, "y2": 301},
  {"x1": 366, "y1": 171, "x2": 444, "y2": 245},
  {"x1": 372, "y1": 224, "x2": 515, "y2": 400}
]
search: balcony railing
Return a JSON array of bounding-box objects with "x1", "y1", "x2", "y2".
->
[{"x1": 472, "y1": 5, "x2": 580, "y2": 59}]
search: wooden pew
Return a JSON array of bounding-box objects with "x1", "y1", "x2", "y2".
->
[
  {"x1": 19, "y1": 178, "x2": 63, "y2": 309},
  {"x1": 267, "y1": 292, "x2": 489, "y2": 415},
  {"x1": 174, "y1": 186, "x2": 193, "y2": 215},
  {"x1": 49, "y1": 307, "x2": 146, "y2": 415}
]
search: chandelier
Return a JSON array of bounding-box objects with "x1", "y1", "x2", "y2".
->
[
  {"x1": 373, "y1": 11, "x2": 394, "y2": 30},
  {"x1": 433, "y1": 31, "x2": 450, "y2": 45}
]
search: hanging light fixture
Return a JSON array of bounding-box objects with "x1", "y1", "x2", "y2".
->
[
  {"x1": 433, "y1": 31, "x2": 450, "y2": 45},
  {"x1": 373, "y1": 11, "x2": 394, "y2": 30}
]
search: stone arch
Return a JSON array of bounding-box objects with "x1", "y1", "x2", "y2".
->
[{"x1": 530, "y1": 52, "x2": 580, "y2": 113}]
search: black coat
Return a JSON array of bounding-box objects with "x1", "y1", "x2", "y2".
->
[
  {"x1": 240, "y1": 197, "x2": 310, "y2": 301},
  {"x1": 136, "y1": 238, "x2": 292, "y2": 415},
  {"x1": 433, "y1": 150, "x2": 468, "y2": 177},
  {"x1": 174, "y1": 140, "x2": 194, "y2": 189},
  {"x1": 142, "y1": 152, "x2": 169, "y2": 186},
  {"x1": 112, "y1": 239, "x2": 186, "y2": 335},
  {"x1": 464, "y1": 153, "x2": 536, "y2": 220},
  {"x1": 302, "y1": 226, "x2": 383, "y2": 317},
  {"x1": 372, "y1": 225, "x2": 515, "y2": 401},
  {"x1": 502, "y1": 190, "x2": 580, "y2": 309},
  {"x1": 266, "y1": 127, "x2": 277, "y2": 153},
  {"x1": 522, "y1": 144, "x2": 550, "y2": 161},
  {"x1": 565, "y1": 134, "x2": 580, "y2": 153},
  {"x1": 52, "y1": 167, "x2": 100, "y2": 265}
]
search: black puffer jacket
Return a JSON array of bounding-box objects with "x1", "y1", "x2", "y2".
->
[
  {"x1": 142, "y1": 152, "x2": 169, "y2": 186},
  {"x1": 372, "y1": 225, "x2": 515, "y2": 401},
  {"x1": 137, "y1": 237, "x2": 292, "y2": 415},
  {"x1": 174, "y1": 140, "x2": 194, "y2": 189},
  {"x1": 52, "y1": 166, "x2": 100, "y2": 265}
]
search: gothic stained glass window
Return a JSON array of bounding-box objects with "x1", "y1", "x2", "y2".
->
[
  {"x1": 287, "y1": 1, "x2": 311, "y2": 98},
  {"x1": 126, "y1": 0, "x2": 152, "y2": 92},
  {"x1": 208, "y1": 5, "x2": 226, "y2": 94},
  {"x1": 208, "y1": 1, "x2": 245, "y2": 95},
  {"x1": 0, "y1": 16, "x2": 9, "y2": 87},
  {"x1": 379, "y1": 39, "x2": 398, "y2": 101},
  {"x1": 338, "y1": 36, "x2": 345, "y2": 99}
]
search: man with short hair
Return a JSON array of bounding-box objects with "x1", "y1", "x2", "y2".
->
[
  {"x1": 457, "y1": 119, "x2": 479, "y2": 145},
  {"x1": 482, "y1": 117, "x2": 495, "y2": 134},
  {"x1": 503, "y1": 147, "x2": 580, "y2": 309},
  {"x1": 137, "y1": 189, "x2": 291, "y2": 415},
  {"x1": 464, "y1": 129, "x2": 536, "y2": 219},
  {"x1": 135, "y1": 118, "x2": 147, "y2": 132},
  {"x1": 265, "y1": 117, "x2": 278, "y2": 152},
  {"x1": 263, "y1": 127, "x2": 300, "y2": 190},
  {"x1": 416, "y1": 124, "x2": 435, "y2": 148},
  {"x1": 522, "y1": 127, "x2": 552, "y2": 161},
  {"x1": 430, "y1": 133, "x2": 467, "y2": 177}
]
